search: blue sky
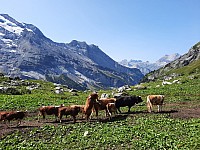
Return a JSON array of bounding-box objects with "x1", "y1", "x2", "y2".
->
[{"x1": 1, "y1": 0, "x2": 200, "y2": 62}]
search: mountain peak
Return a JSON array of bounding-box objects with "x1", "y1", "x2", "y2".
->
[
  {"x1": 156, "y1": 53, "x2": 181, "y2": 65},
  {"x1": 0, "y1": 14, "x2": 143, "y2": 90},
  {"x1": 69, "y1": 40, "x2": 88, "y2": 47},
  {"x1": 0, "y1": 14, "x2": 34, "y2": 36}
]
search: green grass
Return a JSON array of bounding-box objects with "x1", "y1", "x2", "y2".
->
[
  {"x1": 0, "y1": 115, "x2": 199, "y2": 150},
  {"x1": 0, "y1": 74, "x2": 200, "y2": 149},
  {"x1": 167, "y1": 59, "x2": 200, "y2": 76}
]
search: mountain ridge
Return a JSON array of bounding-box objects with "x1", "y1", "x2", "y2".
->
[
  {"x1": 0, "y1": 14, "x2": 143, "y2": 90},
  {"x1": 119, "y1": 53, "x2": 181, "y2": 75}
]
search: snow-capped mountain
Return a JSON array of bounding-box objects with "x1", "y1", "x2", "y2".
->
[
  {"x1": 0, "y1": 14, "x2": 143, "y2": 90},
  {"x1": 156, "y1": 53, "x2": 181, "y2": 66},
  {"x1": 119, "y1": 53, "x2": 181, "y2": 75}
]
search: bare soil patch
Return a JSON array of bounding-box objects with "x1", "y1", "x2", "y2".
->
[
  {"x1": 164, "y1": 101, "x2": 200, "y2": 119},
  {"x1": 170, "y1": 107, "x2": 200, "y2": 119}
]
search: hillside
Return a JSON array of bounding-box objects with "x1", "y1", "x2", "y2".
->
[
  {"x1": 142, "y1": 42, "x2": 200, "y2": 82},
  {"x1": 0, "y1": 14, "x2": 143, "y2": 90}
]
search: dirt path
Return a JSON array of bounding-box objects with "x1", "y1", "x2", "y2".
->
[{"x1": 170, "y1": 107, "x2": 200, "y2": 119}]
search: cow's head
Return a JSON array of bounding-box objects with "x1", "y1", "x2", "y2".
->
[
  {"x1": 137, "y1": 96, "x2": 143, "y2": 103},
  {"x1": 90, "y1": 93, "x2": 98, "y2": 100},
  {"x1": 60, "y1": 104, "x2": 65, "y2": 107}
]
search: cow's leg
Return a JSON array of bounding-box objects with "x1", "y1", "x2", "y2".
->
[
  {"x1": 86, "y1": 112, "x2": 91, "y2": 121},
  {"x1": 108, "y1": 109, "x2": 112, "y2": 117},
  {"x1": 4, "y1": 120, "x2": 9, "y2": 128},
  {"x1": 37, "y1": 112, "x2": 42, "y2": 122},
  {"x1": 72, "y1": 116, "x2": 76, "y2": 123},
  {"x1": 105, "y1": 108, "x2": 111, "y2": 118},
  {"x1": 105, "y1": 109, "x2": 110, "y2": 117},
  {"x1": 39, "y1": 112, "x2": 46, "y2": 122},
  {"x1": 147, "y1": 102, "x2": 151, "y2": 112},
  {"x1": 17, "y1": 120, "x2": 21, "y2": 127},
  {"x1": 95, "y1": 109, "x2": 99, "y2": 120},
  {"x1": 7, "y1": 120, "x2": 11, "y2": 128},
  {"x1": 147, "y1": 101, "x2": 153, "y2": 113},
  {"x1": 42, "y1": 112, "x2": 45, "y2": 119},
  {"x1": 128, "y1": 106, "x2": 131, "y2": 113},
  {"x1": 117, "y1": 107, "x2": 121, "y2": 113},
  {"x1": 157, "y1": 105, "x2": 162, "y2": 112},
  {"x1": 150, "y1": 105, "x2": 152, "y2": 113},
  {"x1": 108, "y1": 109, "x2": 112, "y2": 120},
  {"x1": 59, "y1": 114, "x2": 63, "y2": 123},
  {"x1": 160, "y1": 105, "x2": 162, "y2": 112}
]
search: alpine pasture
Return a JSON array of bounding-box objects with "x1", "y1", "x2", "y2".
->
[{"x1": 0, "y1": 74, "x2": 200, "y2": 149}]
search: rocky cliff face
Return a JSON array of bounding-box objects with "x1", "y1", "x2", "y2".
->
[
  {"x1": 0, "y1": 14, "x2": 143, "y2": 90},
  {"x1": 141, "y1": 42, "x2": 200, "y2": 82}
]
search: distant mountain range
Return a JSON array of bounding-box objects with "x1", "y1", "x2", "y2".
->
[
  {"x1": 119, "y1": 53, "x2": 181, "y2": 75},
  {"x1": 0, "y1": 14, "x2": 143, "y2": 90},
  {"x1": 142, "y1": 42, "x2": 200, "y2": 82}
]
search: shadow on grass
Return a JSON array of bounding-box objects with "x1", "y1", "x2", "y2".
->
[
  {"x1": 10, "y1": 125, "x2": 39, "y2": 129},
  {"x1": 158, "y1": 110, "x2": 178, "y2": 114},
  {"x1": 98, "y1": 114, "x2": 129, "y2": 123}
]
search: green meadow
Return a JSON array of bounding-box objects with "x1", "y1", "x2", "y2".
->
[{"x1": 0, "y1": 74, "x2": 200, "y2": 149}]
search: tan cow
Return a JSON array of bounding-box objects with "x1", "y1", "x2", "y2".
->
[
  {"x1": 106, "y1": 102, "x2": 117, "y2": 119},
  {"x1": 147, "y1": 95, "x2": 164, "y2": 112}
]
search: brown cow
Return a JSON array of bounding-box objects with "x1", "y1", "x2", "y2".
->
[
  {"x1": 147, "y1": 95, "x2": 165, "y2": 112},
  {"x1": 93, "y1": 98, "x2": 116, "y2": 119},
  {"x1": 70, "y1": 105, "x2": 85, "y2": 118},
  {"x1": 84, "y1": 93, "x2": 98, "y2": 121},
  {"x1": 0, "y1": 110, "x2": 27, "y2": 127},
  {"x1": 0, "y1": 111, "x2": 11, "y2": 119},
  {"x1": 58, "y1": 105, "x2": 80, "y2": 123},
  {"x1": 106, "y1": 103, "x2": 117, "y2": 119},
  {"x1": 38, "y1": 104, "x2": 64, "y2": 122}
]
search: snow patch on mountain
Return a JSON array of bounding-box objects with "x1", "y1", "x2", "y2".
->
[
  {"x1": 0, "y1": 15, "x2": 24, "y2": 35},
  {"x1": 0, "y1": 15, "x2": 33, "y2": 36}
]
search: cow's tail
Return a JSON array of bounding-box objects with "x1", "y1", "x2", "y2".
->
[{"x1": 147, "y1": 95, "x2": 152, "y2": 112}]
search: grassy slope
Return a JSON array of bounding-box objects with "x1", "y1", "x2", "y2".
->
[
  {"x1": 0, "y1": 74, "x2": 200, "y2": 149},
  {"x1": 167, "y1": 59, "x2": 200, "y2": 76}
]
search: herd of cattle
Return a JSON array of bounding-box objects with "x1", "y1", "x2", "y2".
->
[{"x1": 0, "y1": 93, "x2": 164, "y2": 127}]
